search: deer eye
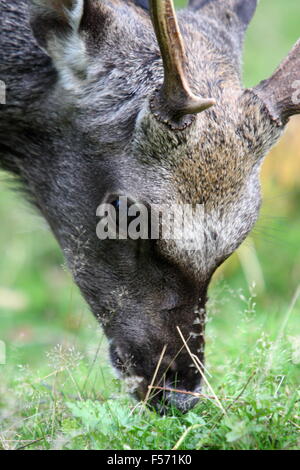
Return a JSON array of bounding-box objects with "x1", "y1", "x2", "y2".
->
[
  {"x1": 111, "y1": 198, "x2": 124, "y2": 228},
  {"x1": 109, "y1": 196, "x2": 137, "y2": 232},
  {"x1": 111, "y1": 199, "x2": 120, "y2": 210},
  {"x1": 111, "y1": 196, "x2": 131, "y2": 217}
]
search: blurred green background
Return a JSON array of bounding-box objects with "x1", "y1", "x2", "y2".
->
[{"x1": 0, "y1": 0, "x2": 299, "y2": 386}]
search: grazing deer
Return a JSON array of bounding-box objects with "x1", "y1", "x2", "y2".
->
[{"x1": 0, "y1": 0, "x2": 299, "y2": 413}]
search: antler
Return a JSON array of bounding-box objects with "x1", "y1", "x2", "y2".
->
[
  {"x1": 251, "y1": 39, "x2": 300, "y2": 125},
  {"x1": 149, "y1": 0, "x2": 215, "y2": 130}
]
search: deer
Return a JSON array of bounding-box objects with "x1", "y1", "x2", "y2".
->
[{"x1": 0, "y1": 0, "x2": 299, "y2": 413}]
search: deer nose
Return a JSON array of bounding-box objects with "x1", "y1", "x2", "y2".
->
[
  {"x1": 142, "y1": 368, "x2": 201, "y2": 414},
  {"x1": 145, "y1": 386, "x2": 200, "y2": 414},
  {"x1": 164, "y1": 388, "x2": 200, "y2": 413}
]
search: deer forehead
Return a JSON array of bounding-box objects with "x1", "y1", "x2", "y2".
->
[
  {"x1": 134, "y1": 90, "x2": 282, "y2": 205},
  {"x1": 173, "y1": 127, "x2": 252, "y2": 207}
]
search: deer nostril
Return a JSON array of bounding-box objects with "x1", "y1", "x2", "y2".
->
[{"x1": 109, "y1": 344, "x2": 128, "y2": 377}]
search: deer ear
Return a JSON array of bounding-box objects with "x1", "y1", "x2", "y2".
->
[
  {"x1": 130, "y1": 0, "x2": 149, "y2": 10},
  {"x1": 29, "y1": 0, "x2": 108, "y2": 87},
  {"x1": 189, "y1": 0, "x2": 257, "y2": 29},
  {"x1": 29, "y1": 1, "x2": 82, "y2": 48},
  {"x1": 249, "y1": 40, "x2": 300, "y2": 125},
  {"x1": 232, "y1": 0, "x2": 257, "y2": 28},
  {"x1": 29, "y1": 0, "x2": 88, "y2": 85}
]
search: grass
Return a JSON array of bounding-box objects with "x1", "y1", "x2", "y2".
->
[
  {"x1": 0, "y1": 0, "x2": 300, "y2": 451},
  {"x1": 0, "y1": 277, "x2": 299, "y2": 450}
]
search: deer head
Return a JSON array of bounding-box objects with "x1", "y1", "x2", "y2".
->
[{"x1": 1, "y1": 0, "x2": 299, "y2": 412}]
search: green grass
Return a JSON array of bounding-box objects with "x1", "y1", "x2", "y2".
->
[
  {"x1": 0, "y1": 273, "x2": 299, "y2": 450},
  {"x1": 0, "y1": 0, "x2": 300, "y2": 451}
]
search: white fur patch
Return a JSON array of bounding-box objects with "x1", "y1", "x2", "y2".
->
[
  {"x1": 123, "y1": 376, "x2": 144, "y2": 394},
  {"x1": 66, "y1": 0, "x2": 84, "y2": 30},
  {"x1": 48, "y1": 0, "x2": 87, "y2": 92}
]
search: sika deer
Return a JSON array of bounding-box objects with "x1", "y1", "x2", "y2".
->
[{"x1": 0, "y1": 0, "x2": 299, "y2": 412}]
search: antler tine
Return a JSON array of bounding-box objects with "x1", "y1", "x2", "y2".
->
[{"x1": 149, "y1": 0, "x2": 215, "y2": 129}]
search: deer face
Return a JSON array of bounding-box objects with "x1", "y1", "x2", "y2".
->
[{"x1": 24, "y1": 0, "x2": 299, "y2": 412}]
